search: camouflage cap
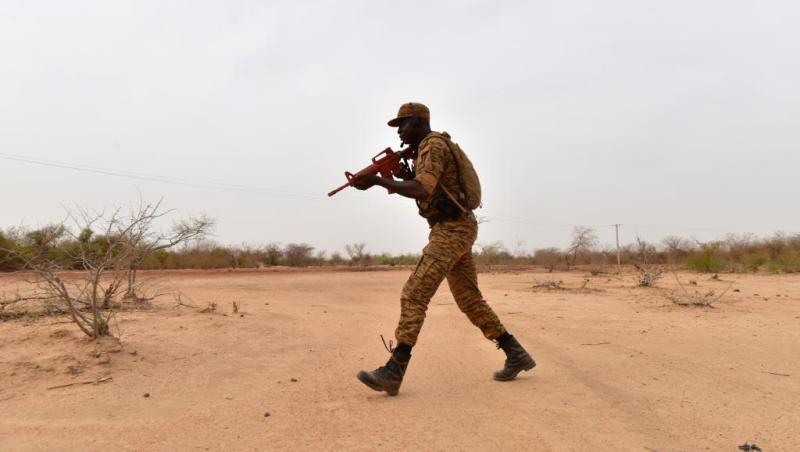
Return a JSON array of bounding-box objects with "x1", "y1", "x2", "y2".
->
[{"x1": 387, "y1": 102, "x2": 430, "y2": 127}]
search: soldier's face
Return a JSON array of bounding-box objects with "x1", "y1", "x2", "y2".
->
[{"x1": 397, "y1": 117, "x2": 423, "y2": 145}]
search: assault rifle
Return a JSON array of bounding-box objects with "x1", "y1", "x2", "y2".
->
[{"x1": 327, "y1": 147, "x2": 415, "y2": 197}]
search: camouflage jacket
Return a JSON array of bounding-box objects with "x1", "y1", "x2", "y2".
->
[{"x1": 412, "y1": 131, "x2": 462, "y2": 219}]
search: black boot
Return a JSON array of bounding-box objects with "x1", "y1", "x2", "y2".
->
[
  {"x1": 357, "y1": 351, "x2": 410, "y2": 396},
  {"x1": 494, "y1": 334, "x2": 536, "y2": 381}
]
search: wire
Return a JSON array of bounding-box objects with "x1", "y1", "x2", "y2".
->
[
  {"x1": 0, "y1": 152, "x2": 396, "y2": 208},
  {"x1": 1, "y1": 152, "x2": 791, "y2": 235},
  {"x1": 0, "y1": 152, "x2": 324, "y2": 200}
]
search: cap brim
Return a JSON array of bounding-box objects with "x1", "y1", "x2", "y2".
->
[{"x1": 387, "y1": 115, "x2": 411, "y2": 127}]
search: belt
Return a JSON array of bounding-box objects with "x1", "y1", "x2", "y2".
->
[{"x1": 426, "y1": 212, "x2": 462, "y2": 228}]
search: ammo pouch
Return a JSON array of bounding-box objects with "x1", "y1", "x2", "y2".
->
[
  {"x1": 433, "y1": 194, "x2": 462, "y2": 220},
  {"x1": 426, "y1": 194, "x2": 462, "y2": 227}
]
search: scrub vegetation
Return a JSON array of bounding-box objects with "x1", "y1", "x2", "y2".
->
[{"x1": 2, "y1": 225, "x2": 799, "y2": 274}]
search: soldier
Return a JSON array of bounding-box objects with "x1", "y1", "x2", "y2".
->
[{"x1": 351, "y1": 102, "x2": 536, "y2": 396}]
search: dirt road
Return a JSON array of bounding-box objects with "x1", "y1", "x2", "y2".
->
[{"x1": 1, "y1": 269, "x2": 798, "y2": 451}]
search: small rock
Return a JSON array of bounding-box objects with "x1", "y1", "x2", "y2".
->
[
  {"x1": 240, "y1": 314, "x2": 244, "y2": 318},
  {"x1": 290, "y1": 378, "x2": 298, "y2": 383},
  {"x1": 129, "y1": 350, "x2": 138, "y2": 356},
  {"x1": 733, "y1": 289, "x2": 740, "y2": 292},
  {"x1": 143, "y1": 393, "x2": 150, "y2": 398},
  {"x1": 50, "y1": 329, "x2": 73, "y2": 339},
  {"x1": 263, "y1": 411, "x2": 271, "y2": 417},
  {"x1": 97, "y1": 353, "x2": 111, "y2": 364},
  {"x1": 96, "y1": 336, "x2": 123, "y2": 353}
]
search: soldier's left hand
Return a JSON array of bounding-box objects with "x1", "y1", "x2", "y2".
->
[
  {"x1": 352, "y1": 173, "x2": 379, "y2": 190},
  {"x1": 392, "y1": 165, "x2": 413, "y2": 181}
]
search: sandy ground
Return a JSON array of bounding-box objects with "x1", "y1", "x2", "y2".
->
[{"x1": 1, "y1": 268, "x2": 799, "y2": 451}]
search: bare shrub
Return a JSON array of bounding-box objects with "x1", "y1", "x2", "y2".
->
[
  {"x1": 533, "y1": 279, "x2": 563, "y2": 290},
  {"x1": 634, "y1": 264, "x2": 663, "y2": 287},
  {"x1": 123, "y1": 200, "x2": 212, "y2": 299},
  {"x1": 665, "y1": 273, "x2": 732, "y2": 307},
  {"x1": 172, "y1": 293, "x2": 198, "y2": 309},
  {"x1": 4, "y1": 201, "x2": 210, "y2": 338},
  {"x1": 532, "y1": 278, "x2": 603, "y2": 294}
]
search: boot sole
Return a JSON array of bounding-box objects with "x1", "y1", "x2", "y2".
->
[
  {"x1": 493, "y1": 358, "x2": 536, "y2": 382},
  {"x1": 356, "y1": 371, "x2": 399, "y2": 396}
]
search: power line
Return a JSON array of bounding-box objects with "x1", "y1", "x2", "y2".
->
[
  {"x1": 0, "y1": 152, "x2": 396, "y2": 209},
  {"x1": 0, "y1": 152, "x2": 790, "y2": 235},
  {"x1": 0, "y1": 152, "x2": 325, "y2": 201}
]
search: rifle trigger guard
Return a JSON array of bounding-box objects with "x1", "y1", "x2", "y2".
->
[{"x1": 345, "y1": 171, "x2": 355, "y2": 181}]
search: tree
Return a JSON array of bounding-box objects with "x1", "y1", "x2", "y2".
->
[
  {"x1": 262, "y1": 243, "x2": 283, "y2": 266},
  {"x1": 533, "y1": 247, "x2": 562, "y2": 272},
  {"x1": 284, "y1": 243, "x2": 315, "y2": 267},
  {"x1": 662, "y1": 235, "x2": 691, "y2": 264},
  {"x1": 565, "y1": 226, "x2": 598, "y2": 270},
  {"x1": 635, "y1": 237, "x2": 657, "y2": 265},
  {"x1": 0, "y1": 228, "x2": 25, "y2": 271},
  {"x1": 344, "y1": 243, "x2": 371, "y2": 266},
  {"x1": 475, "y1": 241, "x2": 513, "y2": 266}
]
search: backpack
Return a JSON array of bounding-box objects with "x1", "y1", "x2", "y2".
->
[{"x1": 430, "y1": 132, "x2": 482, "y2": 210}]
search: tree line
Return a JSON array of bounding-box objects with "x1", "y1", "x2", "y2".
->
[{"x1": 3, "y1": 224, "x2": 799, "y2": 274}]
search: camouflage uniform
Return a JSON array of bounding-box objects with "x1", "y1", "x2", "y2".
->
[{"x1": 395, "y1": 132, "x2": 507, "y2": 346}]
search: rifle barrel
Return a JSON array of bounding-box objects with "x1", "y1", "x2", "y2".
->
[{"x1": 327, "y1": 182, "x2": 351, "y2": 197}]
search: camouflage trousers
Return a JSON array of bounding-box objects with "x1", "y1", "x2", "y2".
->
[{"x1": 395, "y1": 213, "x2": 507, "y2": 347}]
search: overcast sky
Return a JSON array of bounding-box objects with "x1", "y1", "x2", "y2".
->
[{"x1": 1, "y1": 1, "x2": 798, "y2": 255}]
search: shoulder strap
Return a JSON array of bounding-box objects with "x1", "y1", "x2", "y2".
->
[{"x1": 429, "y1": 132, "x2": 469, "y2": 212}]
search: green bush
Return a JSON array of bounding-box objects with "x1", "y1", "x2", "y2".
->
[
  {"x1": 766, "y1": 249, "x2": 800, "y2": 273},
  {"x1": 739, "y1": 251, "x2": 768, "y2": 273},
  {"x1": 686, "y1": 244, "x2": 727, "y2": 273}
]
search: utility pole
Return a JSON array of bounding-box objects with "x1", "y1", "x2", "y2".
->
[{"x1": 613, "y1": 224, "x2": 622, "y2": 268}]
